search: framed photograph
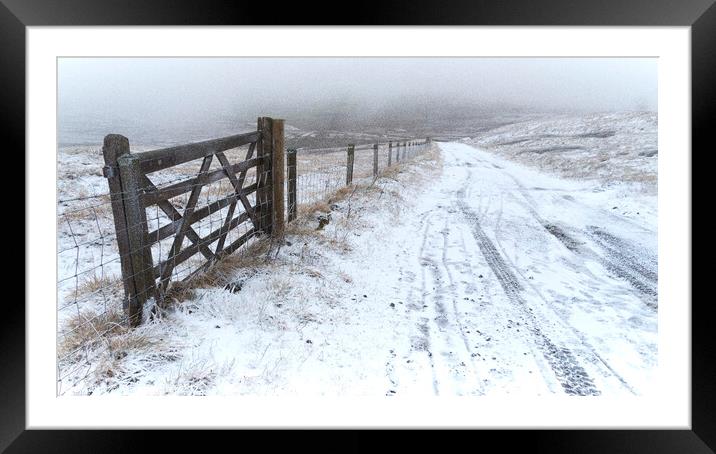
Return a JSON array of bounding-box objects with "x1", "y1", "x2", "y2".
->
[{"x1": 8, "y1": 0, "x2": 712, "y2": 451}]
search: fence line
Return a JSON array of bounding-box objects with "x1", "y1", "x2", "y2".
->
[{"x1": 56, "y1": 115, "x2": 432, "y2": 393}]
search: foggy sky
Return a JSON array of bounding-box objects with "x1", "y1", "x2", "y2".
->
[{"x1": 58, "y1": 57, "x2": 656, "y2": 145}]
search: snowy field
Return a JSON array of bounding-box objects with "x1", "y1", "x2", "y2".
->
[
  {"x1": 464, "y1": 111, "x2": 657, "y2": 192},
  {"x1": 57, "y1": 115, "x2": 658, "y2": 395}
]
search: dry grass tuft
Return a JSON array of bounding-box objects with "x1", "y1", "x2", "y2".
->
[
  {"x1": 106, "y1": 328, "x2": 154, "y2": 354},
  {"x1": 90, "y1": 327, "x2": 165, "y2": 390},
  {"x1": 285, "y1": 220, "x2": 352, "y2": 252},
  {"x1": 285, "y1": 223, "x2": 324, "y2": 237},
  {"x1": 299, "y1": 201, "x2": 332, "y2": 216},
  {"x1": 328, "y1": 185, "x2": 357, "y2": 204},
  {"x1": 162, "y1": 236, "x2": 272, "y2": 305},
  {"x1": 68, "y1": 273, "x2": 121, "y2": 300},
  {"x1": 58, "y1": 308, "x2": 128, "y2": 357},
  {"x1": 162, "y1": 281, "x2": 198, "y2": 304},
  {"x1": 303, "y1": 268, "x2": 324, "y2": 279},
  {"x1": 378, "y1": 164, "x2": 405, "y2": 180}
]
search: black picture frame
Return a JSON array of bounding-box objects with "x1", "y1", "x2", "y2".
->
[{"x1": 6, "y1": 0, "x2": 712, "y2": 451}]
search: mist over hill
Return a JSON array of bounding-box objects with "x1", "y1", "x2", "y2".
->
[{"x1": 58, "y1": 57, "x2": 656, "y2": 148}]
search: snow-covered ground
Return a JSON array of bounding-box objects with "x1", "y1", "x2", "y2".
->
[
  {"x1": 61, "y1": 139, "x2": 657, "y2": 396},
  {"x1": 464, "y1": 111, "x2": 657, "y2": 192}
]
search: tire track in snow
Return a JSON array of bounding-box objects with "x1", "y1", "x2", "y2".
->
[
  {"x1": 391, "y1": 201, "x2": 489, "y2": 396},
  {"x1": 440, "y1": 216, "x2": 481, "y2": 364},
  {"x1": 491, "y1": 166, "x2": 657, "y2": 310},
  {"x1": 384, "y1": 210, "x2": 439, "y2": 396},
  {"x1": 451, "y1": 219, "x2": 546, "y2": 391},
  {"x1": 492, "y1": 193, "x2": 636, "y2": 394},
  {"x1": 418, "y1": 211, "x2": 474, "y2": 395},
  {"x1": 586, "y1": 226, "x2": 658, "y2": 307},
  {"x1": 422, "y1": 215, "x2": 485, "y2": 395},
  {"x1": 502, "y1": 170, "x2": 657, "y2": 308},
  {"x1": 454, "y1": 184, "x2": 601, "y2": 396},
  {"x1": 416, "y1": 211, "x2": 440, "y2": 395},
  {"x1": 560, "y1": 192, "x2": 655, "y2": 235},
  {"x1": 587, "y1": 227, "x2": 657, "y2": 280}
]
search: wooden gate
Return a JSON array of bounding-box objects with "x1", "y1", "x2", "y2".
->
[{"x1": 102, "y1": 117, "x2": 285, "y2": 326}]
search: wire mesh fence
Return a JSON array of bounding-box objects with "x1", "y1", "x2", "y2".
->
[
  {"x1": 57, "y1": 143, "x2": 274, "y2": 393},
  {"x1": 289, "y1": 139, "x2": 431, "y2": 214},
  {"x1": 56, "y1": 124, "x2": 431, "y2": 394}
]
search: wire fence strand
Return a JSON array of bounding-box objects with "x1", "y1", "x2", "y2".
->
[{"x1": 56, "y1": 131, "x2": 432, "y2": 394}]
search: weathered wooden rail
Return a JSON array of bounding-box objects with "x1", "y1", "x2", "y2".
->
[
  {"x1": 103, "y1": 117, "x2": 285, "y2": 326},
  {"x1": 103, "y1": 114, "x2": 430, "y2": 327}
]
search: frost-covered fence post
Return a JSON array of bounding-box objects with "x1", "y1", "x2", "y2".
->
[
  {"x1": 395, "y1": 141, "x2": 400, "y2": 163},
  {"x1": 373, "y1": 143, "x2": 379, "y2": 179},
  {"x1": 102, "y1": 134, "x2": 142, "y2": 326},
  {"x1": 388, "y1": 141, "x2": 392, "y2": 166},
  {"x1": 116, "y1": 151, "x2": 158, "y2": 327},
  {"x1": 402, "y1": 141, "x2": 406, "y2": 160},
  {"x1": 346, "y1": 144, "x2": 355, "y2": 185},
  {"x1": 271, "y1": 118, "x2": 286, "y2": 238},
  {"x1": 287, "y1": 148, "x2": 297, "y2": 223}
]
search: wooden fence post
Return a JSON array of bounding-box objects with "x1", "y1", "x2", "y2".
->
[
  {"x1": 287, "y1": 148, "x2": 297, "y2": 222},
  {"x1": 395, "y1": 141, "x2": 400, "y2": 163},
  {"x1": 346, "y1": 144, "x2": 355, "y2": 185},
  {"x1": 402, "y1": 141, "x2": 406, "y2": 160},
  {"x1": 373, "y1": 143, "x2": 379, "y2": 178},
  {"x1": 102, "y1": 134, "x2": 138, "y2": 325},
  {"x1": 388, "y1": 141, "x2": 392, "y2": 166},
  {"x1": 257, "y1": 117, "x2": 273, "y2": 234},
  {"x1": 116, "y1": 152, "x2": 157, "y2": 327},
  {"x1": 271, "y1": 118, "x2": 285, "y2": 237}
]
